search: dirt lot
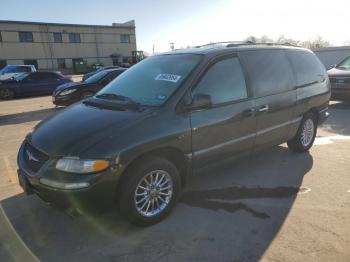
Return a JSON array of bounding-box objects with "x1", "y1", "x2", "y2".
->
[{"x1": 0, "y1": 96, "x2": 349, "y2": 262}]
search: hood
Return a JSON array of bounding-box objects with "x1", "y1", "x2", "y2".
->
[
  {"x1": 0, "y1": 73, "x2": 19, "y2": 80},
  {"x1": 54, "y1": 81, "x2": 97, "y2": 95},
  {"x1": 29, "y1": 101, "x2": 152, "y2": 157},
  {"x1": 327, "y1": 67, "x2": 350, "y2": 77}
]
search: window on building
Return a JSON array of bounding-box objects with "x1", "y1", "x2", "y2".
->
[
  {"x1": 120, "y1": 34, "x2": 130, "y2": 43},
  {"x1": 69, "y1": 33, "x2": 81, "y2": 43},
  {"x1": 57, "y1": 59, "x2": 66, "y2": 69},
  {"x1": 0, "y1": 60, "x2": 6, "y2": 69},
  {"x1": 193, "y1": 57, "x2": 248, "y2": 104},
  {"x1": 53, "y1": 32, "x2": 63, "y2": 43},
  {"x1": 24, "y1": 60, "x2": 38, "y2": 69},
  {"x1": 19, "y1": 32, "x2": 34, "y2": 42}
]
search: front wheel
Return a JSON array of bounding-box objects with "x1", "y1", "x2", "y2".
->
[
  {"x1": 118, "y1": 156, "x2": 181, "y2": 226},
  {"x1": 287, "y1": 112, "x2": 317, "y2": 153},
  {"x1": 0, "y1": 88, "x2": 15, "y2": 100}
]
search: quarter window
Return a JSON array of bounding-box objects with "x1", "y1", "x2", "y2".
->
[
  {"x1": 120, "y1": 34, "x2": 130, "y2": 43},
  {"x1": 193, "y1": 57, "x2": 248, "y2": 104},
  {"x1": 19, "y1": 32, "x2": 34, "y2": 42},
  {"x1": 287, "y1": 50, "x2": 326, "y2": 86},
  {"x1": 53, "y1": 32, "x2": 63, "y2": 43},
  {"x1": 69, "y1": 33, "x2": 81, "y2": 43}
]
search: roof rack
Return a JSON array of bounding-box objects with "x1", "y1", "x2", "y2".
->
[{"x1": 195, "y1": 41, "x2": 299, "y2": 48}]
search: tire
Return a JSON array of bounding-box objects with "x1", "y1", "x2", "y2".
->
[
  {"x1": 80, "y1": 92, "x2": 94, "y2": 100},
  {"x1": 287, "y1": 112, "x2": 318, "y2": 153},
  {"x1": 118, "y1": 156, "x2": 181, "y2": 226},
  {"x1": 0, "y1": 88, "x2": 15, "y2": 100}
]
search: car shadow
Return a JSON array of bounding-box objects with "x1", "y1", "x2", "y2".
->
[
  {"x1": 322, "y1": 101, "x2": 350, "y2": 135},
  {"x1": 0, "y1": 108, "x2": 60, "y2": 126},
  {"x1": 0, "y1": 145, "x2": 313, "y2": 261}
]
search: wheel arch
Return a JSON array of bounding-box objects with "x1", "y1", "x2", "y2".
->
[{"x1": 116, "y1": 147, "x2": 190, "y2": 195}]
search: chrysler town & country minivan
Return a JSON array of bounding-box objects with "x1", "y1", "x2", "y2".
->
[{"x1": 17, "y1": 44, "x2": 330, "y2": 225}]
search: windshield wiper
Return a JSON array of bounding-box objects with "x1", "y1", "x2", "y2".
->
[{"x1": 95, "y1": 93, "x2": 143, "y2": 111}]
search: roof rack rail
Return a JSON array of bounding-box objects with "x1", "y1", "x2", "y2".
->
[{"x1": 195, "y1": 41, "x2": 299, "y2": 48}]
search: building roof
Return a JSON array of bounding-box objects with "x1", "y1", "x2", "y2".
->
[{"x1": 0, "y1": 20, "x2": 135, "y2": 29}]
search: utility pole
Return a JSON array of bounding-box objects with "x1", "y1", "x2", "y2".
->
[{"x1": 169, "y1": 42, "x2": 175, "y2": 51}]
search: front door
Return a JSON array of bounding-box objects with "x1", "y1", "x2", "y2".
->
[{"x1": 190, "y1": 55, "x2": 256, "y2": 169}]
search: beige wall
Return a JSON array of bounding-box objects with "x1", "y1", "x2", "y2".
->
[{"x1": 0, "y1": 21, "x2": 137, "y2": 72}]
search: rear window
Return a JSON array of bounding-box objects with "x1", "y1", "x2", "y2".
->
[
  {"x1": 239, "y1": 50, "x2": 294, "y2": 97},
  {"x1": 287, "y1": 49, "x2": 326, "y2": 87}
]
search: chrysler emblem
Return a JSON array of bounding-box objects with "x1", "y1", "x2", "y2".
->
[{"x1": 26, "y1": 149, "x2": 39, "y2": 162}]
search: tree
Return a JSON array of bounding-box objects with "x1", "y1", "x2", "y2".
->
[{"x1": 301, "y1": 36, "x2": 330, "y2": 49}]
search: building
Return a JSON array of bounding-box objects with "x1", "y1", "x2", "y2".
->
[
  {"x1": 0, "y1": 20, "x2": 137, "y2": 73},
  {"x1": 314, "y1": 46, "x2": 350, "y2": 69}
]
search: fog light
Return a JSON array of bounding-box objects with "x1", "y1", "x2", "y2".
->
[{"x1": 40, "y1": 178, "x2": 89, "y2": 190}]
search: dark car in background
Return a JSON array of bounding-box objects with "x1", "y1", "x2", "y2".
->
[
  {"x1": 0, "y1": 71, "x2": 72, "y2": 99},
  {"x1": 328, "y1": 56, "x2": 350, "y2": 101},
  {"x1": 82, "y1": 66, "x2": 122, "y2": 81},
  {"x1": 53, "y1": 68, "x2": 126, "y2": 106},
  {"x1": 17, "y1": 44, "x2": 330, "y2": 226}
]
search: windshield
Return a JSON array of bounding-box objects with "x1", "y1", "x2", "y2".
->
[
  {"x1": 84, "y1": 71, "x2": 109, "y2": 84},
  {"x1": 14, "y1": 72, "x2": 30, "y2": 81},
  {"x1": 336, "y1": 56, "x2": 350, "y2": 69},
  {"x1": 1, "y1": 66, "x2": 31, "y2": 74},
  {"x1": 96, "y1": 54, "x2": 202, "y2": 106}
]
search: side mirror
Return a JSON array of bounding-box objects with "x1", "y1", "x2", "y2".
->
[{"x1": 186, "y1": 93, "x2": 212, "y2": 111}]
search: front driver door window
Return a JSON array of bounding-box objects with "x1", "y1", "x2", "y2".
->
[{"x1": 190, "y1": 56, "x2": 256, "y2": 168}]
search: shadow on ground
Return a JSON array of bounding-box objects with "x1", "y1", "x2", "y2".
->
[
  {"x1": 0, "y1": 108, "x2": 60, "y2": 126},
  {"x1": 0, "y1": 146, "x2": 313, "y2": 261}
]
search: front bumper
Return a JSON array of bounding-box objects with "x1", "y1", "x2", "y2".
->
[{"x1": 17, "y1": 141, "x2": 121, "y2": 213}]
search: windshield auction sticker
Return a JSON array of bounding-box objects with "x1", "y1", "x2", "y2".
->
[{"x1": 155, "y1": 74, "x2": 181, "y2": 83}]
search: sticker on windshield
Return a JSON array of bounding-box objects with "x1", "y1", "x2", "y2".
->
[{"x1": 155, "y1": 74, "x2": 181, "y2": 83}]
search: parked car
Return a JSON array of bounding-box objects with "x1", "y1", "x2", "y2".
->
[
  {"x1": 327, "y1": 56, "x2": 350, "y2": 101},
  {"x1": 82, "y1": 66, "x2": 121, "y2": 81},
  {"x1": 17, "y1": 45, "x2": 330, "y2": 226},
  {"x1": 0, "y1": 65, "x2": 36, "y2": 80},
  {"x1": 0, "y1": 71, "x2": 72, "y2": 99},
  {"x1": 52, "y1": 68, "x2": 126, "y2": 106}
]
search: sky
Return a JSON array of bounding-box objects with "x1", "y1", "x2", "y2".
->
[{"x1": 0, "y1": 0, "x2": 349, "y2": 53}]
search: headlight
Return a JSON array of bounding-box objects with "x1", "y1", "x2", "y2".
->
[
  {"x1": 56, "y1": 157, "x2": 110, "y2": 174},
  {"x1": 59, "y1": 88, "x2": 77, "y2": 96}
]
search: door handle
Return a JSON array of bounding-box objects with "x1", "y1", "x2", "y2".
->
[{"x1": 258, "y1": 105, "x2": 269, "y2": 113}]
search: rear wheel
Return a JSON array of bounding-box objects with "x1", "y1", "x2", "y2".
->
[
  {"x1": 0, "y1": 88, "x2": 15, "y2": 100},
  {"x1": 118, "y1": 156, "x2": 181, "y2": 226},
  {"x1": 287, "y1": 112, "x2": 317, "y2": 153}
]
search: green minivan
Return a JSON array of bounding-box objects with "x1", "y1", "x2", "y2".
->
[{"x1": 17, "y1": 44, "x2": 330, "y2": 225}]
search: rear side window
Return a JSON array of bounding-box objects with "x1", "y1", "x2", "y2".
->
[
  {"x1": 193, "y1": 57, "x2": 247, "y2": 104},
  {"x1": 239, "y1": 50, "x2": 294, "y2": 97},
  {"x1": 287, "y1": 50, "x2": 326, "y2": 87}
]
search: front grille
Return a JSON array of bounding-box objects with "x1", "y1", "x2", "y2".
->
[{"x1": 23, "y1": 142, "x2": 49, "y2": 172}]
